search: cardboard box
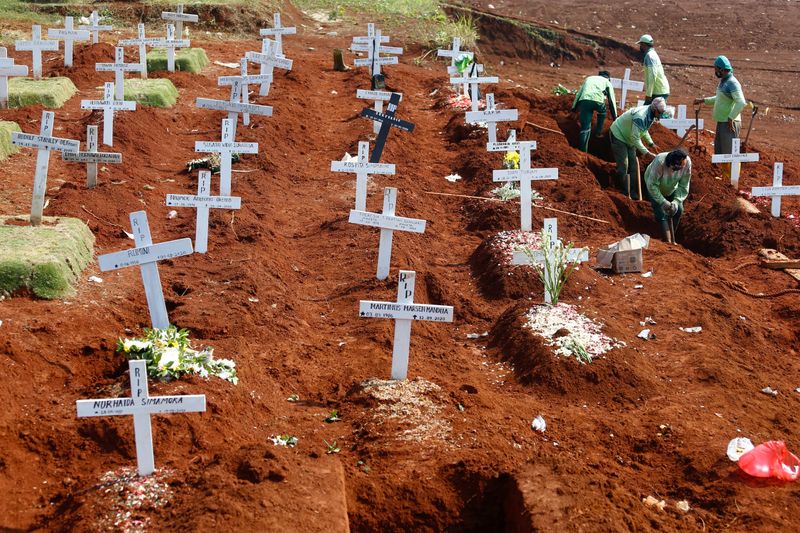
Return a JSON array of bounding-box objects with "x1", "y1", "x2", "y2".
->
[
  {"x1": 597, "y1": 234, "x2": 650, "y2": 274},
  {"x1": 612, "y1": 248, "x2": 644, "y2": 273}
]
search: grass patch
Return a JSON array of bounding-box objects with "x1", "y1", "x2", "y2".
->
[
  {"x1": 146, "y1": 47, "x2": 209, "y2": 73},
  {"x1": 0, "y1": 121, "x2": 22, "y2": 161},
  {"x1": 0, "y1": 0, "x2": 59, "y2": 28},
  {"x1": 0, "y1": 216, "x2": 95, "y2": 299},
  {"x1": 8, "y1": 77, "x2": 78, "y2": 108},
  {"x1": 123, "y1": 78, "x2": 179, "y2": 107}
]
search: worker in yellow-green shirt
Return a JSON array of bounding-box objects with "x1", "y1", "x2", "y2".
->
[
  {"x1": 637, "y1": 34, "x2": 670, "y2": 104},
  {"x1": 571, "y1": 71, "x2": 618, "y2": 152},
  {"x1": 644, "y1": 149, "x2": 692, "y2": 243}
]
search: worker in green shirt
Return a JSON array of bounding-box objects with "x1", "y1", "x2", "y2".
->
[
  {"x1": 571, "y1": 71, "x2": 618, "y2": 152},
  {"x1": 644, "y1": 149, "x2": 691, "y2": 243},
  {"x1": 693, "y1": 55, "x2": 747, "y2": 180},
  {"x1": 637, "y1": 34, "x2": 670, "y2": 104},
  {"x1": 609, "y1": 97, "x2": 673, "y2": 198}
]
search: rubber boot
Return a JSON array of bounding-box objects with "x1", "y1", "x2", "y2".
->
[{"x1": 660, "y1": 220, "x2": 673, "y2": 243}]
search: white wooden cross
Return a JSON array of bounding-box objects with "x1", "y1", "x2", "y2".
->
[
  {"x1": 15, "y1": 25, "x2": 59, "y2": 80},
  {"x1": 450, "y1": 64, "x2": 498, "y2": 112},
  {"x1": 356, "y1": 89, "x2": 403, "y2": 135},
  {"x1": 196, "y1": 80, "x2": 273, "y2": 142},
  {"x1": 359, "y1": 270, "x2": 454, "y2": 380},
  {"x1": 751, "y1": 163, "x2": 800, "y2": 218},
  {"x1": 711, "y1": 138, "x2": 759, "y2": 189},
  {"x1": 511, "y1": 217, "x2": 589, "y2": 304},
  {"x1": 79, "y1": 11, "x2": 113, "y2": 45},
  {"x1": 465, "y1": 93, "x2": 519, "y2": 143},
  {"x1": 660, "y1": 104, "x2": 703, "y2": 137},
  {"x1": 330, "y1": 141, "x2": 395, "y2": 211},
  {"x1": 0, "y1": 47, "x2": 28, "y2": 109},
  {"x1": 218, "y1": 59, "x2": 272, "y2": 127},
  {"x1": 11, "y1": 111, "x2": 80, "y2": 226},
  {"x1": 437, "y1": 37, "x2": 473, "y2": 73},
  {"x1": 493, "y1": 139, "x2": 558, "y2": 232},
  {"x1": 159, "y1": 23, "x2": 190, "y2": 73},
  {"x1": 80, "y1": 82, "x2": 136, "y2": 146},
  {"x1": 76, "y1": 359, "x2": 206, "y2": 477},
  {"x1": 98, "y1": 211, "x2": 193, "y2": 329},
  {"x1": 119, "y1": 23, "x2": 163, "y2": 79},
  {"x1": 62, "y1": 124, "x2": 122, "y2": 188},
  {"x1": 352, "y1": 29, "x2": 402, "y2": 77},
  {"x1": 47, "y1": 17, "x2": 89, "y2": 68},
  {"x1": 259, "y1": 12, "x2": 296, "y2": 57},
  {"x1": 96, "y1": 47, "x2": 143, "y2": 100},
  {"x1": 161, "y1": 4, "x2": 199, "y2": 38},
  {"x1": 194, "y1": 118, "x2": 259, "y2": 196},
  {"x1": 247, "y1": 40, "x2": 293, "y2": 97},
  {"x1": 610, "y1": 68, "x2": 644, "y2": 110},
  {"x1": 487, "y1": 128, "x2": 517, "y2": 153},
  {"x1": 166, "y1": 170, "x2": 242, "y2": 253}
]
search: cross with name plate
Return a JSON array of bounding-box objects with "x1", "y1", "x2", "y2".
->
[
  {"x1": 711, "y1": 138, "x2": 759, "y2": 189},
  {"x1": 218, "y1": 59, "x2": 273, "y2": 127},
  {"x1": 359, "y1": 271, "x2": 454, "y2": 380},
  {"x1": 15, "y1": 25, "x2": 59, "y2": 80},
  {"x1": 437, "y1": 37, "x2": 473, "y2": 74},
  {"x1": 196, "y1": 80, "x2": 273, "y2": 141},
  {"x1": 356, "y1": 89, "x2": 402, "y2": 135},
  {"x1": 47, "y1": 16, "x2": 89, "y2": 68},
  {"x1": 247, "y1": 40, "x2": 292, "y2": 97},
  {"x1": 611, "y1": 68, "x2": 644, "y2": 110},
  {"x1": 96, "y1": 47, "x2": 143, "y2": 100},
  {"x1": 465, "y1": 93, "x2": 519, "y2": 143},
  {"x1": 79, "y1": 11, "x2": 113, "y2": 45},
  {"x1": 450, "y1": 63, "x2": 498, "y2": 113},
  {"x1": 352, "y1": 29, "x2": 402, "y2": 77},
  {"x1": 660, "y1": 104, "x2": 703, "y2": 137},
  {"x1": 80, "y1": 82, "x2": 136, "y2": 146},
  {"x1": 160, "y1": 23, "x2": 191, "y2": 72},
  {"x1": 331, "y1": 141, "x2": 395, "y2": 211},
  {"x1": 194, "y1": 118, "x2": 259, "y2": 196},
  {"x1": 361, "y1": 92, "x2": 415, "y2": 163},
  {"x1": 259, "y1": 13, "x2": 296, "y2": 57},
  {"x1": 751, "y1": 162, "x2": 800, "y2": 218},
  {"x1": 76, "y1": 359, "x2": 206, "y2": 477},
  {"x1": 0, "y1": 47, "x2": 28, "y2": 109},
  {"x1": 161, "y1": 3, "x2": 199, "y2": 38},
  {"x1": 62, "y1": 124, "x2": 122, "y2": 188},
  {"x1": 118, "y1": 23, "x2": 164, "y2": 79}
]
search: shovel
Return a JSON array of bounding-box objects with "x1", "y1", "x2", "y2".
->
[
  {"x1": 741, "y1": 104, "x2": 759, "y2": 152},
  {"x1": 668, "y1": 216, "x2": 676, "y2": 245},
  {"x1": 691, "y1": 104, "x2": 706, "y2": 154}
]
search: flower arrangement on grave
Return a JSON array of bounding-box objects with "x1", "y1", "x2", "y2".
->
[
  {"x1": 117, "y1": 326, "x2": 238, "y2": 384},
  {"x1": 490, "y1": 230, "x2": 543, "y2": 263},
  {"x1": 739, "y1": 190, "x2": 800, "y2": 228},
  {"x1": 185, "y1": 152, "x2": 241, "y2": 174},
  {"x1": 447, "y1": 93, "x2": 485, "y2": 110},
  {"x1": 503, "y1": 150, "x2": 520, "y2": 169},
  {"x1": 521, "y1": 228, "x2": 581, "y2": 306},
  {"x1": 491, "y1": 182, "x2": 542, "y2": 202}
]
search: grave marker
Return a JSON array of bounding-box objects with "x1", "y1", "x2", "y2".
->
[
  {"x1": 196, "y1": 81, "x2": 273, "y2": 142},
  {"x1": 0, "y1": 47, "x2": 29, "y2": 109},
  {"x1": 349, "y1": 187, "x2": 426, "y2": 280},
  {"x1": 15, "y1": 25, "x2": 59, "y2": 80},
  {"x1": 465, "y1": 93, "x2": 519, "y2": 144},
  {"x1": 437, "y1": 37, "x2": 472, "y2": 71},
  {"x1": 259, "y1": 13, "x2": 296, "y2": 57},
  {"x1": 493, "y1": 139, "x2": 558, "y2": 231},
  {"x1": 711, "y1": 138, "x2": 759, "y2": 188},
  {"x1": 352, "y1": 29, "x2": 403, "y2": 77},
  {"x1": 79, "y1": 11, "x2": 113, "y2": 45},
  {"x1": 359, "y1": 271, "x2": 454, "y2": 380},
  {"x1": 76, "y1": 359, "x2": 206, "y2": 477},
  {"x1": 751, "y1": 163, "x2": 800, "y2": 217},
  {"x1": 487, "y1": 129, "x2": 517, "y2": 152},
  {"x1": 330, "y1": 141, "x2": 395, "y2": 211},
  {"x1": 161, "y1": 4, "x2": 199, "y2": 38},
  {"x1": 356, "y1": 89, "x2": 402, "y2": 135},
  {"x1": 62, "y1": 124, "x2": 122, "y2": 188},
  {"x1": 660, "y1": 104, "x2": 703, "y2": 137},
  {"x1": 247, "y1": 41, "x2": 292, "y2": 97},
  {"x1": 166, "y1": 170, "x2": 241, "y2": 253},
  {"x1": 96, "y1": 47, "x2": 143, "y2": 100},
  {"x1": 47, "y1": 17, "x2": 90, "y2": 68},
  {"x1": 97, "y1": 211, "x2": 193, "y2": 329},
  {"x1": 11, "y1": 111, "x2": 80, "y2": 225},
  {"x1": 194, "y1": 118, "x2": 259, "y2": 196},
  {"x1": 119, "y1": 24, "x2": 163, "y2": 79},
  {"x1": 218, "y1": 59, "x2": 270, "y2": 127},
  {"x1": 360, "y1": 92, "x2": 415, "y2": 163},
  {"x1": 610, "y1": 68, "x2": 644, "y2": 110},
  {"x1": 160, "y1": 23, "x2": 191, "y2": 72},
  {"x1": 449, "y1": 64, "x2": 498, "y2": 112},
  {"x1": 80, "y1": 82, "x2": 136, "y2": 146}
]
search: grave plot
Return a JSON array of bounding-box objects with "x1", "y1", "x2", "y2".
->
[
  {"x1": 6, "y1": 77, "x2": 77, "y2": 109},
  {"x1": 0, "y1": 120, "x2": 22, "y2": 160}
]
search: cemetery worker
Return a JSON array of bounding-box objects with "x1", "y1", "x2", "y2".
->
[
  {"x1": 692, "y1": 55, "x2": 746, "y2": 179},
  {"x1": 571, "y1": 70, "x2": 618, "y2": 152},
  {"x1": 644, "y1": 148, "x2": 691, "y2": 242},
  {"x1": 609, "y1": 97, "x2": 673, "y2": 198},
  {"x1": 637, "y1": 34, "x2": 670, "y2": 104}
]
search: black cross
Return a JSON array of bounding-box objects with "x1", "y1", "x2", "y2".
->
[{"x1": 360, "y1": 92, "x2": 415, "y2": 163}]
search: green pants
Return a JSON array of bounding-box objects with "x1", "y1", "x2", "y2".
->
[
  {"x1": 576, "y1": 100, "x2": 606, "y2": 152},
  {"x1": 609, "y1": 132, "x2": 641, "y2": 198}
]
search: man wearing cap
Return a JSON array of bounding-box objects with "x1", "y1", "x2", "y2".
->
[
  {"x1": 571, "y1": 71, "x2": 618, "y2": 152},
  {"x1": 638, "y1": 34, "x2": 670, "y2": 104},
  {"x1": 609, "y1": 97, "x2": 673, "y2": 198},
  {"x1": 644, "y1": 148, "x2": 692, "y2": 243},
  {"x1": 693, "y1": 55, "x2": 747, "y2": 179}
]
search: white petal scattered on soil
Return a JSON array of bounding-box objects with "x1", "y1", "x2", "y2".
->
[
  {"x1": 727, "y1": 437, "x2": 754, "y2": 461},
  {"x1": 531, "y1": 416, "x2": 546, "y2": 432}
]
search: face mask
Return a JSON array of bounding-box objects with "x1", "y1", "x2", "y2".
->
[{"x1": 714, "y1": 70, "x2": 724, "y2": 78}]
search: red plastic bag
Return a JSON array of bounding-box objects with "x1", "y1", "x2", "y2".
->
[{"x1": 738, "y1": 441, "x2": 800, "y2": 481}]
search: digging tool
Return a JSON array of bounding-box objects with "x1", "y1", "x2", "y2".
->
[
  {"x1": 691, "y1": 104, "x2": 706, "y2": 154},
  {"x1": 670, "y1": 125, "x2": 696, "y2": 151},
  {"x1": 668, "y1": 216, "x2": 676, "y2": 245},
  {"x1": 633, "y1": 155, "x2": 643, "y2": 201},
  {"x1": 741, "y1": 103, "x2": 758, "y2": 152}
]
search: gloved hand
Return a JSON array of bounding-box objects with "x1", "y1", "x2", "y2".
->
[
  {"x1": 670, "y1": 200, "x2": 680, "y2": 214},
  {"x1": 661, "y1": 200, "x2": 674, "y2": 215}
]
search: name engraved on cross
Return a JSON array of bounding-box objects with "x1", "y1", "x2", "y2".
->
[
  {"x1": 751, "y1": 162, "x2": 800, "y2": 218},
  {"x1": 79, "y1": 11, "x2": 113, "y2": 45},
  {"x1": 356, "y1": 89, "x2": 402, "y2": 135},
  {"x1": 62, "y1": 124, "x2": 122, "y2": 188},
  {"x1": 194, "y1": 118, "x2": 259, "y2": 196},
  {"x1": 166, "y1": 170, "x2": 242, "y2": 253},
  {"x1": 161, "y1": 4, "x2": 199, "y2": 38},
  {"x1": 449, "y1": 63, "x2": 498, "y2": 113},
  {"x1": 15, "y1": 25, "x2": 59, "y2": 80},
  {"x1": 196, "y1": 80, "x2": 273, "y2": 142},
  {"x1": 76, "y1": 359, "x2": 206, "y2": 477},
  {"x1": 11, "y1": 111, "x2": 80, "y2": 226},
  {"x1": 159, "y1": 23, "x2": 191, "y2": 73},
  {"x1": 119, "y1": 24, "x2": 164, "y2": 79},
  {"x1": 81, "y1": 81, "x2": 136, "y2": 146},
  {"x1": 360, "y1": 92, "x2": 415, "y2": 164},
  {"x1": 218, "y1": 59, "x2": 272, "y2": 127},
  {"x1": 465, "y1": 93, "x2": 519, "y2": 144},
  {"x1": 47, "y1": 16, "x2": 90, "y2": 68},
  {"x1": 331, "y1": 141, "x2": 395, "y2": 211},
  {"x1": 492, "y1": 139, "x2": 558, "y2": 232},
  {"x1": 259, "y1": 12, "x2": 296, "y2": 57},
  {"x1": 96, "y1": 47, "x2": 143, "y2": 100},
  {"x1": 247, "y1": 40, "x2": 293, "y2": 97},
  {"x1": 352, "y1": 28, "x2": 403, "y2": 77},
  {"x1": 349, "y1": 187, "x2": 426, "y2": 280},
  {"x1": 0, "y1": 47, "x2": 29, "y2": 109},
  {"x1": 711, "y1": 138, "x2": 759, "y2": 189},
  {"x1": 511, "y1": 217, "x2": 589, "y2": 304},
  {"x1": 97, "y1": 211, "x2": 193, "y2": 329},
  {"x1": 611, "y1": 68, "x2": 644, "y2": 110},
  {"x1": 660, "y1": 104, "x2": 703, "y2": 137},
  {"x1": 359, "y1": 271, "x2": 454, "y2": 380},
  {"x1": 487, "y1": 128, "x2": 517, "y2": 153}
]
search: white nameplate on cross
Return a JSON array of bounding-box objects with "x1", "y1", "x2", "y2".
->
[
  {"x1": 76, "y1": 359, "x2": 206, "y2": 477},
  {"x1": 493, "y1": 139, "x2": 557, "y2": 231},
  {"x1": 711, "y1": 138, "x2": 759, "y2": 189},
  {"x1": 248, "y1": 40, "x2": 292, "y2": 97},
  {"x1": 450, "y1": 64, "x2": 498, "y2": 112},
  {"x1": 751, "y1": 162, "x2": 800, "y2": 218},
  {"x1": 119, "y1": 24, "x2": 163, "y2": 79},
  {"x1": 62, "y1": 124, "x2": 122, "y2": 188},
  {"x1": 465, "y1": 93, "x2": 518, "y2": 143},
  {"x1": 195, "y1": 118, "x2": 259, "y2": 196},
  {"x1": 96, "y1": 47, "x2": 143, "y2": 100},
  {"x1": 349, "y1": 187, "x2": 426, "y2": 280},
  {"x1": 81, "y1": 82, "x2": 136, "y2": 146},
  {"x1": 11, "y1": 111, "x2": 80, "y2": 225},
  {"x1": 166, "y1": 170, "x2": 241, "y2": 253},
  {"x1": 0, "y1": 47, "x2": 28, "y2": 109},
  {"x1": 359, "y1": 271, "x2": 454, "y2": 380},
  {"x1": 259, "y1": 13, "x2": 296, "y2": 57},
  {"x1": 217, "y1": 58, "x2": 267, "y2": 127},
  {"x1": 610, "y1": 68, "x2": 644, "y2": 110},
  {"x1": 159, "y1": 23, "x2": 191, "y2": 72},
  {"x1": 161, "y1": 4, "x2": 199, "y2": 37},
  {"x1": 356, "y1": 89, "x2": 402, "y2": 135},
  {"x1": 659, "y1": 104, "x2": 703, "y2": 137},
  {"x1": 352, "y1": 23, "x2": 390, "y2": 45},
  {"x1": 47, "y1": 16, "x2": 89, "y2": 68},
  {"x1": 331, "y1": 141, "x2": 395, "y2": 211},
  {"x1": 15, "y1": 25, "x2": 59, "y2": 80},
  {"x1": 79, "y1": 11, "x2": 113, "y2": 45},
  {"x1": 196, "y1": 82, "x2": 273, "y2": 142},
  {"x1": 487, "y1": 129, "x2": 518, "y2": 152},
  {"x1": 98, "y1": 211, "x2": 193, "y2": 329}
]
